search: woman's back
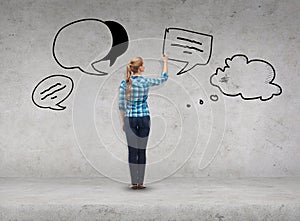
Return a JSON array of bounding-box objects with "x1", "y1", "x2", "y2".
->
[{"x1": 119, "y1": 72, "x2": 168, "y2": 117}]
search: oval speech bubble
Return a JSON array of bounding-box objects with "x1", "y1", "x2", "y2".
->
[
  {"x1": 52, "y1": 18, "x2": 129, "y2": 76},
  {"x1": 32, "y1": 74, "x2": 74, "y2": 111}
]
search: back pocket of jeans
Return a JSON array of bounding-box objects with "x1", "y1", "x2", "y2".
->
[{"x1": 144, "y1": 116, "x2": 150, "y2": 128}]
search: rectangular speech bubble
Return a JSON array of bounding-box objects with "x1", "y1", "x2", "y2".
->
[{"x1": 163, "y1": 27, "x2": 213, "y2": 75}]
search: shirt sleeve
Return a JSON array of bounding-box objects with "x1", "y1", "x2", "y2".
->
[
  {"x1": 119, "y1": 80, "x2": 126, "y2": 111},
  {"x1": 146, "y1": 72, "x2": 168, "y2": 87}
]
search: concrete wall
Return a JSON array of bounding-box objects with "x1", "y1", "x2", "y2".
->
[{"x1": 0, "y1": 0, "x2": 299, "y2": 181}]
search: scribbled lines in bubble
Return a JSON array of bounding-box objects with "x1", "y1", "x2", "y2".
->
[{"x1": 40, "y1": 83, "x2": 65, "y2": 100}]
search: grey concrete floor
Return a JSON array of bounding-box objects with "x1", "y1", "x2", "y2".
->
[{"x1": 0, "y1": 177, "x2": 299, "y2": 221}]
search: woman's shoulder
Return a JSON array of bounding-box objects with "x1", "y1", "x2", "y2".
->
[{"x1": 120, "y1": 79, "x2": 127, "y2": 88}]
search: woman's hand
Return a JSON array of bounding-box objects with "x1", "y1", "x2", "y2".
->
[{"x1": 163, "y1": 54, "x2": 168, "y2": 63}]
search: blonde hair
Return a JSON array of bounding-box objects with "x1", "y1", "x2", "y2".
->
[{"x1": 125, "y1": 57, "x2": 143, "y2": 99}]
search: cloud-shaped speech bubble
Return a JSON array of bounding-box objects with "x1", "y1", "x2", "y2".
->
[
  {"x1": 162, "y1": 27, "x2": 213, "y2": 75},
  {"x1": 210, "y1": 54, "x2": 282, "y2": 101},
  {"x1": 52, "y1": 18, "x2": 129, "y2": 76},
  {"x1": 32, "y1": 74, "x2": 74, "y2": 111}
]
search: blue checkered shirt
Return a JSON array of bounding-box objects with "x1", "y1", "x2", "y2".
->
[{"x1": 119, "y1": 72, "x2": 168, "y2": 117}]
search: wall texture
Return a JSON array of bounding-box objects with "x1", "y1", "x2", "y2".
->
[{"x1": 0, "y1": 0, "x2": 299, "y2": 181}]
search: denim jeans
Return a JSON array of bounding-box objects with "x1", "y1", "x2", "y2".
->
[{"x1": 124, "y1": 115, "x2": 150, "y2": 185}]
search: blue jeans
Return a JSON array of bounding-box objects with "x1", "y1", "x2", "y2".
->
[{"x1": 124, "y1": 115, "x2": 150, "y2": 185}]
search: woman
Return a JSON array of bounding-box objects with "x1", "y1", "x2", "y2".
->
[{"x1": 119, "y1": 55, "x2": 168, "y2": 189}]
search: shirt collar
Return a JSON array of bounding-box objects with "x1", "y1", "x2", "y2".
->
[{"x1": 131, "y1": 75, "x2": 142, "y2": 78}]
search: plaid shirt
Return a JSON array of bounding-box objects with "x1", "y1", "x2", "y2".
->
[{"x1": 119, "y1": 72, "x2": 168, "y2": 117}]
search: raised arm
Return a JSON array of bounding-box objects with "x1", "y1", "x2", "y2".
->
[
  {"x1": 146, "y1": 54, "x2": 169, "y2": 87},
  {"x1": 163, "y1": 54, "x2": 168, "y2": 73}
]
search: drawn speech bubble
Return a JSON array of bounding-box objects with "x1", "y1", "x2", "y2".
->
[
  {"x1": 163, "y1": 27, "x2": 213, "y2": 75},
  {"x1": 52, "y1": 18, "x2": 129, "y2": 76},
  {"x1": 32, "y1": 74, "x2": 74, "y2": 111},
  {"x1": 210, "y1": 54, "x2": 282, "y2": 101}
]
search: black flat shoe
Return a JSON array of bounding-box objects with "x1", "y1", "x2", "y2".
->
[
  {"x1": 137, "y1": 184, "x2": 146, "y2": 189},
  {"x1": 130, "y1": 184, "x2": 138, "y2": 189}
]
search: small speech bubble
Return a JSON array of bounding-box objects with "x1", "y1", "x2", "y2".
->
[
  {"x1": 210, "y1": 94, "x2": 219, "y2": 102},
  {"x1": 52, "y1": 18, "x2": 129, "y2": 76},
  {"x1": 163, "y1": 27, "x2": 213, "y2": 75},
  {"x1": 32, "y1": 74, "x2": 74, "y2": 111}
]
